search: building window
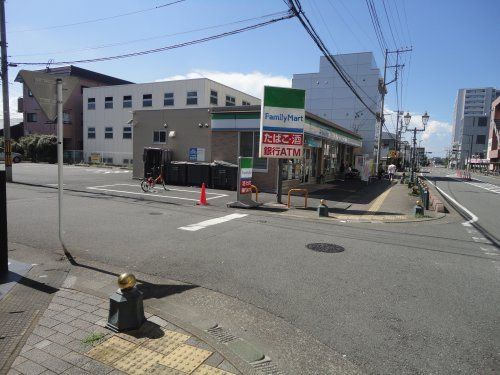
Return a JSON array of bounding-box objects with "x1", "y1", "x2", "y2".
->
[
  {"x1": 242, "y1": 100, "x2": 251, "y2": 106},
  {"x1": 478, "y1": 117, "x2": 487, "y2": 127},
  {"x1": 239, "y1": 132, "x2": 267, "y2": 171},
  {"x1": 143, "y1": 94, "x2": 152, "y2": 107},
  {"x1": 103, "y1": 157, "x2": 113, "y2": 164},
  {"x1": 164, "y1": 92, "x2": 174, "y2": 106},
  {"x1": 123, "y1": 95, "x2": 132, "y2": 108},
  {"x1": 87, "y1": 127, "x2": 96, "y2": 139},
  {"x1": 153, "y1": 130, "x2": 167, "y2": 144},
  {"x1": 225, "y1": 95, "x2": 236, "y2": 106},
  {"x1": 105, "y1": 127, "x2": 113, "y2": 139},
  {"x1": 87, "y1": 98, "x2": 95, "y2": 110},
  {"x1": 105, "y1": 97, "x2": 113, "y2": 109},
  {"x1": 476, "y1": 135, "x2": 486, "y2": 144},
  {"x1": 123, "y1": 126, "x2": 132, "y2": 139},
  {"x1": 28, "y1": 89, "x2": 33, "y2": 97},
  {"x1": 63, "y1": 112, "x2": 71, "y2": 124},
  {"x1": 210, "y1": 90, "x2": 218, "y2": 105},
  {"x1": 186, "y1": 91, "x2": 198, "y2": 105},
  {"x1": 27, "y1": 113, "x2": 37, "y2": 122}
]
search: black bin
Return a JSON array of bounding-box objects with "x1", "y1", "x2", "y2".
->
[
  {"x1": 166, "y1": 162, "x2": 187, "y2": 186},
  {"x1": 143, "y1": 148, "x2": 172, "y2": 179},
  {"x1": 211, "y1": 161, "x2": 238, "y2": 190},
  {"x1": 186, "y1": 162, "x2": 212, "y2": 187}
]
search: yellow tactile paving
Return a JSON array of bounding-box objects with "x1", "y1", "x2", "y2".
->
[
  {"x1": 114, "y1": 346, "x2": 166, "y2": 375},
  {"x1": 86, "y1": 335, "x2": 137, "y2": 366},
  {"x1": 143, "y1": 329, "x2": 191, "y2": 355},
  {"x1": 158, "y1": 344, "x2": 212, "y2": 373},
  {"x1": 192, "y1": 364, "x2": 237, "y2": 375}
]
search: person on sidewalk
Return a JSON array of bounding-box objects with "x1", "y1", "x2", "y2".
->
[{"x1": 388, "y1": 163, "x2": 397, "y2": 182}]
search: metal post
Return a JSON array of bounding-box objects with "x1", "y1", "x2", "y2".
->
[
  {"x1": 276, "y1": 159, "x2": 283, "y2": 204},
  {"x1": 411, "y1": 128, "x2": 417, "y2": 183},
  {"x1": 0, "y1": 0, "x2": 12, "y2": 182},
  {"x1": 57, "y1": 79, "x2": 64, "y2": 247},
  {"x1": 0, "y1": 170, "x2": 7, "y2": 277}
]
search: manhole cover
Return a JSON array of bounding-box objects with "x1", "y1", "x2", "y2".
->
[
  {"x1": 306, "y1": 243, "x2": 345, "y2": 253},
  {"x1": 149, "y1": 212, "x2": 163, "y2": 215}
]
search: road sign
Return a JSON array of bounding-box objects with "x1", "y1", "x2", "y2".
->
[
  {"x1": 239, "y1": 157, "x2": 253, "y2": 194},
  {"x1": 18, "y1": 70, "x2": 79, "y2": 121},
  {"x1": 259, "y1": 86, "x2": 305, "y2": 159}
]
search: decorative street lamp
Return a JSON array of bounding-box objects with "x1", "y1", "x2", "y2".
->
[{"x1": 403, "y1": 111, "x2": 430, "y2": 184}]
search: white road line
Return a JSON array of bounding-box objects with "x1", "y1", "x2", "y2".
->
[
  {"x1": 178, "y1": 213, "x2": 248, "y2": 231},
  {"x1": 86, "y1": 183, "x2": 227, "y2": 202},
  {"x1": 423, "y1": 177, "x2": 479, "y2": 226}
]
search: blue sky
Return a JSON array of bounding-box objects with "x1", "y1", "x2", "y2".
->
[{"x1": 3, "y1": 0, "x2": 500, "y2": 156}]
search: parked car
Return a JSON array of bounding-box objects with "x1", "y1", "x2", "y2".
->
[{"x1": 0, "y1": 150, "x2": 22, "y2": 163}]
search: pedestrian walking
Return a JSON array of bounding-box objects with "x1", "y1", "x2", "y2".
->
[{"x1": 388, "y1": 163, "x2": 396, "y2": 182}]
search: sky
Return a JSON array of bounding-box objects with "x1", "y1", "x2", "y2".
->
[{"x1": 2, "y1": 0, "x2": 500, "y2": 157}]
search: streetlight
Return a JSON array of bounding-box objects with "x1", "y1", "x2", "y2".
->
[{"x1": 403, "y1": 111, "x2": 430, "y2": 184}]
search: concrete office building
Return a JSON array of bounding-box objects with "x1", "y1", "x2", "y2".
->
[
  {"x1": 292, "y1": 52, "x2": 381, "y2": 156},
  {"x1": 15, "y1": 66, "x2": 131, "y2": 153},
  {"x1": 451, "y1": 87, "x2": 499, "y2": 166},
  {"x1": 83, "y1": 79, "x2": 259, "y2": 165},
  {"x1": 132, "y1": 106, "x2": 362, "y2": 191}
]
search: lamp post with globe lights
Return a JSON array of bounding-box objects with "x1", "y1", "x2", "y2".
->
[{"x1": 403, "y1": 111, "x2": 430, "y2": 184}]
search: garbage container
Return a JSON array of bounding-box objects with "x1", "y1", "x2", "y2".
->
[
  {"x1": 166, "y1": 161, "x2": 187, "y2": 186},
  {"x1": 211, "y1": 161, "x2": 238, "y2": 190},
  {"x1": 186, "y1": 162, "x2": 212, "y2": 187},
  {"x1": 143, "y1": 148, "x2": 171, "y2": 179}
]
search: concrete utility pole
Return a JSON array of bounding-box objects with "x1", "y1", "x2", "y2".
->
[
  {"x1": 0, "y1": 0, "x2": 12, "y2": 182},
  {"x1": 375, "y1": 47, "x2": 412, "y2": 171}
]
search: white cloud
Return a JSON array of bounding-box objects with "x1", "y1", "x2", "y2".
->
[
  {"x1": 156, "y1": 69, "x2": 292, "y2": 98},
  {"x1": 421, "y1": 119, "x2": 452, "y2": 142}
]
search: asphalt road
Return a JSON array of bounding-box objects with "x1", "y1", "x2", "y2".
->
[
  {"x1": 5, "y1": 164, "x2": 500, "y2": 374},
  {"x1": 424, "y1": 167, "x2": 500, "y2": 245}
]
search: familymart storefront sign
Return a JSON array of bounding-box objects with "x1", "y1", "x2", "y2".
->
[{"x1": 259, "y1": 86, "x2": 306, "y2": 159}]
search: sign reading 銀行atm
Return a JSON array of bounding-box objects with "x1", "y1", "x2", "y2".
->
[{"x1": 259, "y1": 86, "x2": 305, "y2": 159}]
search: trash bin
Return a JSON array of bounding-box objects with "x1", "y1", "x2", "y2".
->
[
  {"x1": 143, "y1": 148, "x2": 171, "y2": 178},
  {"x1": 211, "y1": 161, "x2": 238, "y2": 190},
  {"x1": 186, "y1": 162, "x2": 212, "y2": 187},
  {"x1": 166, "y1": 161, "x2": 187, "y2": 186}
]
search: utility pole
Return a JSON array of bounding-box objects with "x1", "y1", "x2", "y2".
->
[
  {"x1": 375, "y1": 47, "x2": 411, "y2": 171},
  {"x1": 0, "y1": 0, "x2": 12, "y2": 182}
]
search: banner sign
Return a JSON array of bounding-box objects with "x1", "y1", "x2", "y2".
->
[
  {"x1": 239, "y1": 157, "x2": 253, "y2": 194},
  {"x1": 259, "y1": 86, "x2": 305, "y2": 159}
]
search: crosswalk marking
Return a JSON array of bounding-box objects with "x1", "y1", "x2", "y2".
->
[
  {"x1": 464, "y1": 180, "x2": 500, "y2": 194},
  {"x1": 178, "y1": 213, "x2": 248, "y2": 231}
]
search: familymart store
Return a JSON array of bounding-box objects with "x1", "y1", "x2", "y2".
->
[{"x1": 211, "y1": 106, "x2": 362, "y2": 191}]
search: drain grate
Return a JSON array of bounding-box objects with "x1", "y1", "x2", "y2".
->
[
  {"x1": 206, "y1": 326, "x2": 238, "y2": 344},
  {"x1": 252, "y1": 359, "x2": 285, "y2": 375},
  {"x1": 306, "y1": 243, "x2": 345, "y2": 253},
  {"x1": 149, "y1": 212, "x2": 163, "y2": 215}
]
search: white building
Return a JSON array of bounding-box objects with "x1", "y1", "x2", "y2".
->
[
  {"x1": 451, "y1": 87, "x2": 499, "y2": 166},
  {"x1": 83, "y1": 78, "x2": 260, "y2": 165},
  {"x1": 292, "y1": 52, "x2": 381, "y2": 155}
]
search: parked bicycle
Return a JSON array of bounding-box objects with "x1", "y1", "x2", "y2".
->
[{"x1": 141, "y1": 165, "x2": 168, "y2": 192}]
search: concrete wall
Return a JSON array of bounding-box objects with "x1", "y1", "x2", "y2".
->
[
  {"x1": 292, "y1": 52, "x2": 381, "y2": 156},
  {"x1": 132, "y1": 108, "x2": 211, "y2": 178}
]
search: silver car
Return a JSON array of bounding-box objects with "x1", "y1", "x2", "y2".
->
[{"x1": 0, "y1": 150, "x2": 22, "y2": 163}]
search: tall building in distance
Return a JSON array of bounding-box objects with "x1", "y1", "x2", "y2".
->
[
  {"x1": 292, "y1": 52, "x2": 381, "y2": 155},
  {"x1": 451, "y1": 87, "x2": 499, "y2": 166}
]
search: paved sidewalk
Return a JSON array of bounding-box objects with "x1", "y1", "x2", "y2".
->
[
  {"x1": 255, "y1": 176, "x2": 438, "y2": 223},
  {"x1": 9, "y1": 287, "x2": 241, "y2": 375}
]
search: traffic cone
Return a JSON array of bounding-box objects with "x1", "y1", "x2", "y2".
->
[{"x1": 198, "y1": 182, "x2": 208, "y2": 206}]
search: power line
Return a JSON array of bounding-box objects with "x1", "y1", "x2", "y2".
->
[
  {"x1": 10, "y1": 0, "x2": 187, "y2": 33},
  {"x1": 287, "y1": 0, "x2": 378, "y2": 117},
  {"x1": 10, "y1": 11, "x2": 288, "y2": 58},
  {"x1": 381, "y1": 0, "x2": 398, "y2": 48},
  {"x1": 11, "y1": 12, "x2": 295, "y2": 66}
]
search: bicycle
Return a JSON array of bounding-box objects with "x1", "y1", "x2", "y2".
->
[{"x1": 141, "y1": 165, "x2": 168, "y2": 192}]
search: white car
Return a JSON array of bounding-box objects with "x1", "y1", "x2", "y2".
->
[{"x1": 0, "y1": 150, "x2": 22, "y2": 163}]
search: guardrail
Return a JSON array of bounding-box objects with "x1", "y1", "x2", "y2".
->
[{"x1": 287, "y1": 188, "x2": 308, "y2": 208}]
